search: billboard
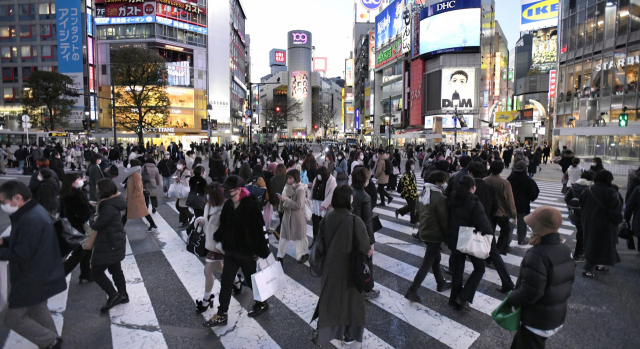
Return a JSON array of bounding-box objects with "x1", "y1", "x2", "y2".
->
[
  {"x1": 98, "y1": 2, "x2": 156, "y2": 17},
  {"x1": 313, "y1": 57, "x2": 327, "y2": 72},
  {"x1": 441, "y1": 68, "x2": 475, "y2": 111},
  {"x1": 419, "y1": 0, "x2": 481, "y2": 56},
  {"x1": 269, "y1": 49, "x2": 286, "y2": 66},
  {"x1": 549, "y1": 69, "x2": 557, "y2": 98},
  {"x1": 495, "y1": 110, "x2": 520, "y2": 123},
  {"x1": 291, "y1": 71, "x2": 309, "y2": 99},
  {"x1": 356, "y1": 0, "x2": 382, "y2": 23},
  {"x1": 530, "y1": 27, "x2": 557, "y2": 73},
  {"x1": 56, "y1": 0, "x2": 84, "y2": 109},
  {"x1": 375, "y1": 0, "x2": 404, "y2": 49},
  {"x1": 401, "y1": 5, "x2": 411, "y2": 54},
  {"x1": 521, "y1": 0, "x2": 559, "y2": 32},
  {"x1": 425, "y1": 115, "x2": 473, "y2": 129},
  {"x1": 345, "y1": 59, "x2": 354, "y2": 87},
  {"x1": 368, "y1": 30, "x2": 375, "y2": 69}
]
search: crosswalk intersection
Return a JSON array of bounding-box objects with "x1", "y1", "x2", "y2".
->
[{"x1": 1, "y1": 172, "x2": 577, "y2": 349}]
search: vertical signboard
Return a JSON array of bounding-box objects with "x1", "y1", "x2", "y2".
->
[
  {"x1": 345, "y1": 59, "x2": 354, "y2": 87},
  {"x1": 375, "y1": 0, "x2": 404, "y2": 49},
  {"x1": 494, "y1": 51, "x2": 501, "y2": 97},
  {"x1": 88, "y1": 66, "x2": 95, "y2": 93},
  {"x1": 368, "y1": 31, "x2": 375, "y2": 69},
  {"x1": 56, "y1": 0, "x2": 84, "y2": 108},
  {"x1": 87, "y1": 36, "x2": 94, "y2": 65},
  {"x1": 401, "y1": 5, "x2": 411, "y2": 54},
  {"x1": 548, "y1": 69, "x2": 557, "y2": 98}
]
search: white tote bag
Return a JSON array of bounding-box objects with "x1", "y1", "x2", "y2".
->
[
  {"x1": 168, "y1": 183, "x2": 190, "y2": 199},
  {"x1": 456, "y1": 226, "x2": 493, "y2": 259},
  {"x1": 252, "y1": 255, "x2": 285, "y2": 302}
]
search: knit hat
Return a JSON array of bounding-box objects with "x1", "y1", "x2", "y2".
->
[
  {"x1": 512, "y1": 161, "x2": 527, "y2": 172},
  {"x1": 525, "y1": 206, "x2": 563, "y2": 237}
]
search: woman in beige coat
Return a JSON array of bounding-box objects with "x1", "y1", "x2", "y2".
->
[
  {"x1": 174, "y1": 159, "x2": 193, "y2": 227},
  {"x1": 123, "y1": 159, "x2": 157, "y2": 231},
  {"x1": 277, "y1": 169, "x2": 309, "y2": 264},
  {"x1": 142, "y1": 157, "x2": 162, "y2": 214}
]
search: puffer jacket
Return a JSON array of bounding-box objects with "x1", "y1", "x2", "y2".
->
[
  {"x1": 374, "y1": 154, "x2": 389, "y2": 184},
  {"x1": 417, "y1": 186, "x2": 448, "y2": 243},
  {"x1": 208, "y1": 152, "x2": 227, "y2": 183},
  {"x1": 90, "y1": 194, "x2": 127, "y2": 266},
  {"x1": 507, "y1": 233, "x2": 575, "y2": 330},
  {"x1": 213, "y1": 194, "x2": 270, "y2": 258}
]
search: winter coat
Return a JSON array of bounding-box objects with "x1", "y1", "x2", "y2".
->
[
  {"x1": 626, "y1": 171, "x2": 640, "y2": 202},
  {"x1": 28, "y1": 166, "x2": 59, "y2": 194},
  {"x1": 158, "y1": 158, "x2": 176, "y2": 177},
  {"x1": 90, "y1": 194, "x2": 127, "y2": 266},
  {"x1": 35, "y1": 177, "x2": 60, "y2": 215},
  {"x1": 49, "y1": 157, "x2": 65, "y2": 179},
  {"x1": 174, "y1": 168, "x2": 192, "y2": 207},
  {"x1": 567, "y1": 165, "x2": 583, "y2": 187},
  {"x1": 365, "y1": 177, "x2": 378, "y2": 207},
  {"x1": 624, "y1": 186, "x2": 640, "y2": 238},
  {"x1": 0, "y1": 200, "x2": 66, "y2": 308},
  {"x1": 351, "y1": 187, "x2": 374, "y2": 244},
  {"x1": 189, "y1": 175, "x2": 208, "y2": 196},
  {"x1": 580, "y1": 183, "x2": 623, "y2": 265},
  {"x1": 444, "y1": 168, "x2": 470, "y2": 197},
  {"x1": 268, "y1": 174, "x2": 287, "y2": 207},
  {"x1": 564, "y1": 179, "x2": 590, "y2": 222},
  {"x1": 447, "y1": 193, "x2": 494, "y2": 251},
  {"x1": 60, "y1": 188, "x2": 94, "y2": 232},
  {"x1": 507, "y1": 233, "x2": 575, "y2": 330},
  {"x1": 311, "y1": 175, "x2": 337, "y2": 210},
  {"x1": 399, "y1": 172, "x2": 418, "y2": 200},
  {"x1": 280, "y1": 183, "x2": 308, "y2": 241},
  {"x1": 186, "y1": 156, "x2": 195, "y2": 170},
  {"x1": 558, "y1": 153, "x2": 575, "y2": 174},
  {"x1": 87, "y1": 163, "x2": 106, "y2": 201},
  {"x1": 208, "y1": 153, "x2": 227, "y2": 183},
  {"x1": 311, "y1": 209, "x2": 370, "y2": 330},
  {"x1": 142, "y1": 163, "x2": 162, "y2": 197},
  {"x1": 213, "y1": 194, "x2": 270, "y2": 258},
  {"x1": 125, "y1": 171, "x2": 148, "y2": 219},
  {"x1": 484, "y1": 174, "x2": 517, "y2": 218},
  {"x1": 471, "y1": 177, "x2": 498, "y2": 222},
  {"x1": 374, "y1": 154, "x2": 389, "y2": 184},
  {"x1": 239, "y1": 162, "x2": 252, "y2": 181},
  {"x1": 417, "y1": 187, "x2": 448, "y2": 243},
  {"x1": 108, "y1": 149, "x2": 120, "y2": 161},
  {"x1": 202, "y1": 203, "x2": 224, "y2": 251},
  {"x1": 507, "y1": 171, "x2": 540, "y2": 214},
  {"x1": 335, "y1": 158, "x2": 348, "y2": 175}
]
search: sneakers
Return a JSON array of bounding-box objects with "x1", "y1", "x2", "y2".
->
[
  {"x1": 404, "y1": 289, "x2": 421, "y2": 302},
  {"x1": 147, "y1": 225, "x2": 158, "y2": 233},
  {"x1": 152, "y1": 207, "x2": 157, "y2": 214},
  {"x1": 247, "y1": 301, "x2": 269, "y2": 317},
  {"x1": 298, "y1": 254, "x2": 309, "y2": 264},
  {"x1": 195, "y1": 294, "x2": 215, "y2": 313},
  {"x1": 343, "y1": 335, "x2": 356, "y2": 344},
  {"x1": 364, "y1": 289, "x2": 380, "y2": 300},
  {"x1": 203, "y1": 313, "x2": 228, "y2": 327}
]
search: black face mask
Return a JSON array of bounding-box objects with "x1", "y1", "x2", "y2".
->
[{"x1": 223, "y1": 189, "x2": 237, "y2": 200}]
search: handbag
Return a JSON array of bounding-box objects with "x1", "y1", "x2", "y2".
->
[
  {"x1": 251, "y1": 254, "x2": 285, "y2": 302},
  {"x1": 83, "y1": 230, "x2": 97, "y2": 250},
  {"x1": 350, "y1": 216, "x2": 371, "y2": 293},
  {"x1": 393, "y1": 166, "x2": 400, "y2": 176},
  {"x1": 186, "y1": 192, "x2": 206, "y2": 210},
  {"x1": 456, "y1": 226, "x2": 493, "y2": 259},
  {"x1": 302, "y1": 189, "x2": 312, "y2": 220},
  {"x1": 53, "y1": 218, "x2": 88, "y2": 258},
  {"x1": 618, "y1": 221, "x2": 632, "y2": 239},
  {"x1": 372, "y1": 214, "x2": 383, "y2": 232},
  {"x1": 141, "y1": 165, "x2": 151, "y2": 183},
  {"x1": 491, "y1": 291, "x2": 521, "y2": 331},
  {"x1": 168, "y1": 182, "x2": 190, "y2": 199},
  {"x1": 186, "y1": 223, "x2": 207, "y2": 257}
]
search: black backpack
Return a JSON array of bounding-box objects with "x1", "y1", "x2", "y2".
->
[
  {"x1": 567, "y1": 187, "x2": 582, "y2": 221},
  {"x1": 384, "y1": 159, "x2": 392, "y2": 176}
]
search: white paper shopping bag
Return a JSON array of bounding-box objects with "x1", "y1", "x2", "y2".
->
[
  {"x1": 0, "y1": 261, "x2": 8, "y2": 311},
  {"x1": 456, "y1": 226, "x2": 493, "y2": 259},
  {"x1": 251, "y1": 261, "x2": 285, "y2": 302}
]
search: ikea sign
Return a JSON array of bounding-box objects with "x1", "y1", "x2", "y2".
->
[{"x1": 520, "y1": 0, "x2": 559, "y2": 32}]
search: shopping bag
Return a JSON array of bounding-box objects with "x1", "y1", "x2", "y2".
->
[
  {"x1": 256, "y1": 254, "x2": 277, "y2": 271},
  {"x1": 251, "y1": 259, "x2": 285, "y2": 302},
  {"x1": 0, "y1": 261, "x2": 7, "y2": 312},
  {"x1": 186, "y1": 223, "x2": 207, "y2": 257},
  {"x1": 456, "y1": 226, "x2": 493, "y2": 259},
  {"x1": 168, "y1": 183, "x2": 190, "y2": 199},
  {"x1": 492, "y1": 292, "x2": 521, "y2": 331}
]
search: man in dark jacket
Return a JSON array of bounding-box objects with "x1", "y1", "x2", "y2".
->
[
  {"x1": 48, "y1": 150, "x2": 65, "y2": 179},
  {"x1": 14, "y1": 145, "x2": 26, "y2": 174},
  {"x1": 28, "y1": 158, "x2": 59, "y2": 195},
  {"x1": 207, "y1": 176, "x2": 271, "y2": 327},
  {"x1": 208, "y1": 151, "x2": 227, "y2": 183},
  {"x1": 506, "y1": 206, "x2": 575, "y2": 349},
  {"x1": 564, "y1": 171, "x2": 594, "y2": 262},
  {"x1": 157, "y1": 152, "x2": 176, "y2": 195},
  {"x1": 507, "y1": 161, "x2": 540, "y2": 245},
  {"x1": 542, "y1": 145, "x2": 551, "y2": 164},
  {"x1": 0, "y1": 181, "x2": 65, "y2": 349},
  {"x1": 444, "y1": 155, "x2": 472, "y2": 197},
  {"x1": 558, "y1": 150, "x2": 575, "y2": 174},
  {"x1": 485, "y1": 161, "x2": 518, "y2": 255}
]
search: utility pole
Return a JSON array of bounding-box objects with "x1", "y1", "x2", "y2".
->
[{"x1": 111, "y1": 78, "x2": 117, "y2": 146}]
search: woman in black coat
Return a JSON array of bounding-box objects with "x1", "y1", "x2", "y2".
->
[
  {"x1": 624, "y1": 186, "x2": 640, "y2": 251},
  {"x1": 580, "y1": 170, "x2": 623, "y2": 277},
  {"x1": 61, "y1": 172, "x2": 95, "y2": 282},
  {"x1": 34, "y1": 169, "x2": 60, "y2": 216},
  {"x1": 90, "y1": 179, "x2": 129, "y2": 312},
  {"x1": 447, "y1": 176, "x2": 494, "y2": 310},
  {"x1": 188, "y1": 166, "x2": 208, "y2": 218}
]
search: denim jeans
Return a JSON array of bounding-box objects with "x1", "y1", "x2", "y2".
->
[
  {"x1": 162, "y1": 176, "x2": 171, "y2": 193},
  {"x1": 18, "y1": 160, "x2": 24, "y2": 172}
]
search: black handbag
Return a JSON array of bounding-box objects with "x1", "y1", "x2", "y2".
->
[
  {"x1": 350, "y1": 216, "x2": 371, "y2": 293},
  {"x1": 618, "y1": 221, "x2": 632, "y2": 239},
  {"x1": 54, "y1": 218, "x2": 88, "y2": 258},
  {"x1": 186, "y1": 222, "x2": 207, "y2": 257},
  {"x1": 372, "y1": 214, "x2": 383, "y2": 232},
  {"x1": 186, "y1": 192, "x2": 206, "y2": 210}
]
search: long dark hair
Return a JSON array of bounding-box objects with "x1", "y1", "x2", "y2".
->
[
  {"x1": 205, "y1": 182, "x2": 225, "y2": 207},
  {"x1": 452, "y1": 175, "x2": 475, "y2": 205},
  {"x1": 60, "y1": 172, "x2": 81, "y2": 198}
]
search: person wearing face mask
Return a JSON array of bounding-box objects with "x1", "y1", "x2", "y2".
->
[
  {"x1": 173, "y1": 159, "x2": 193, "y2": 226},
  {"x1": 33, "y1": 169, "x2": 60, "y2": 216},
  {"x1": 48, "y1": 150, "x2": 65, "y2": 179},
  {"x1": 86, "y1": 153, "x2": 106, "y2": 202},
  {"x1": 188, "y1": 166, "x2": 208, "y2": 218},
  {"x1": 311, "y1": 166, "x2": 337, "y2": 240},
  {"x1": 404, "y1": 170, "x2": 452, "y2": 303},
  {"x1": 324, "y1": 153, "x2": 335, "y2": 175},
  {"x1": 0, "y1": 181, "x2": 66, "y2": 349},
  {"x1": 589, "y1": 157, "x2": 604, "y2": 173},
  {"x1": 123, "y1": 159, "x2": 158, "y2": 232},
  {"x1": 28, "y1": 158, "x2": 59, "y2": 195},
  {"x1": 447, "y1": 176, "x2": 494, "y2": 310},
  {"x1": 186, "y1": 150, "x2": 195, "y2": 170},
  {"x1": 142, "y1": 157, "x2": 162, "y2": 214},
  {"x1": 293, "y1": 152, "x2": 303, "y2": 172},
  {"x1": 277, "y1": 169, "x2": 310, "y2": 264},
  {"x1": 60, "y1": 173, "x2": 95, "y2": 283},
  {"x1": 334, "y1": 151, "x2": 349, "y2": 186},
  {"x1": 374, "y1": 149, "x2": 393, "y2": 206},
  {"x1": 158, "y1": 152, "x2": 177, "y2": 196},
  {"x1": 396, "y1": 159, "x2": 418, "y2": 224},
  {"x1": 351, "y1": 150, "x2": 364, "y2": 174},
  {"x1": 238, "y1": 154, "x2": 252, "y2": 181},
  {"x1": 204, "y1": 176, "x2": 271, "y2": 326}
]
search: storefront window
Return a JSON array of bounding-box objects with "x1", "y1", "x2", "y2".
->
[
  {"x1": 586, "y1": 5, "x2": 595, "y2": 46},
  {"x1": 569, "y1": 14, "x2": 577, "y2": 51},
  {"x1": 566, "y1": 66, "x2": 574, "y2": 101},
  {"x1": 583, "y1": 60, "x2": 592, "y2": 96},
  {"x1": 620, "y1": 0, "x2": 630, "y2": 36},
  {"x1": 558, "y1": 66, "x2": 566, "y2": 102},
  {"x1": 627, "y1": 50, "x2": 639, "y2": 93},
  {"x1": 604, "y1": 1, "x2": 617, "y2": 45},
  {"x1": 595, "y1": 1, "x2": 605, "y2": 44},
  {"x1": 577, "y1": 10, "x2": 585, "y2": 50},
  {"x1": 592, "y1": 58, "x2": 602, "y2": 97},
  {"x1": 574, "y1": 63, "x2": 582, "y2": 97},
  {"x1": 602, "y1": 54, "x2": 614, "y2": 95},
  {"x1": 613, "y1": 51, "x2": 626, "y2": 95},
  {"x1": 632, "y1": 0, "x2": 640, "y2": 33}
]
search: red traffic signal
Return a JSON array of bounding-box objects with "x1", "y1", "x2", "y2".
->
[
  {"x1": 275, "y1": 106, "x2": 281, "y2": 112},
  {"x1": 314, "y1": 125, "x2": 318, "y2": 130}
]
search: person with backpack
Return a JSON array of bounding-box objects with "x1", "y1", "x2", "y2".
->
[
  {"x1": 564, "y1": 170, "x2": 593, "y2": 262},
  {"x1": 508, "y1": 161, "x2": 540, "y2": 245},
  {"x1": 310, "y1": 166, "x2": 337, "y2": 240},
  {"x1": 374, "y1": 149, "x2": 393, "y2": 206},
  {"x1": 277, "y1": 169, "x2": 309, "y2": 265}
]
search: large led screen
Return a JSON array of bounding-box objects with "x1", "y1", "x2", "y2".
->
[{"x1": 419, "y1": 8, "x2": 480, "y2": 56}]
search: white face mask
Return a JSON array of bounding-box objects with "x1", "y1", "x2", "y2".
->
[
  {"x1": 441, "y1": 183, "x2": 448, "y2": 190},
  {"x1": 410, "y1": 165, "x2": 415, "y2": 171},
  {"x1": 317, "y1": 175, "x2": 322, "y2": 181},
  {"x1": 97, "y1": 160, "x2": 101, "y2": 165},
  {"x1": 73, "y1": 180, "x2": 84, "y2": 188},
  {"x1": 337, "y1": 156, "x2": 342, "y2": 160},
  {"x1": 257, "y1": 159, "x2": 261, "y2": 164},
  {"x1": 359, "y1": 155, "x2": 364, "y2": 160},
  {"x1": 127, "y1": 163, "x2": 131, "y2": 169},
  {"x1": 37, "y1": 175, "x2": 43, "y2": 181},
  {"x1": 177, "y1": 164, "x2": 184, "y2": 170},
  {"x1": 1, "y1": 198, "x2": 18, "y2": 214},
  {"x1": 206, "y1": 195, "x2": 210, "y2": 201},
  {"x1": 591, "y1": 162, "x2": 596, "y2": 166}
]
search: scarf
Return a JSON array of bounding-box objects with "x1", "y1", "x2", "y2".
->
[
  {"x1": 95, "y1": 192, "x2": 121, "y2": 215},
  {"x1": 419, "y1": 183, "x2": 444, "y2": 205}
]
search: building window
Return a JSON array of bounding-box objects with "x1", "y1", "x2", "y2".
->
[
  {"x1": 4, "y1": 88, "x2": 15, "y2": 101},
  {"x1": 40, "y1": 66, "x2": 55, "y2": 72},
  {"x1": 0, "y1": 26, "x2": 14, "y2": 40},
  {"x1": 21, "y1": 45, "x2": 38, "y2": 61},
  {"x1": 42, "y1": 45, "x2": 55, "y2": 61},
  {"x1": 20, "y1": 25, "x2": 34, "y2": 40},
  {"x1": 1, "y1": 46, "x2": 16, "y2": 61},
  {"x1": 38, "y1": 3, "x2": 55, "y2": 19},
  {"x1": 0, "y1": 5, "x2": 14, "y2": 21},
  {"x1": 18, "y1": 4, "x2": 35, "y2": 20},
  {"x1": 632, "y1": 0, "x2": 640, "y2": 33},
  {"x1": 40, "y1": 24, "x2": 52, "y2": 37},
  {"x1": 22, "y1": 66, "x2": 36, "y2": 80},
  {"x1": 2, "y1": 67, "x2": 16, "y2": 82}
]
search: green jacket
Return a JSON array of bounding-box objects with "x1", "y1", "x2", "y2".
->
[
  {"x1": 239, "y1": 162, "x2": 252, "y2": 181},
  {"x1": 417, "y1": 188, "x2": 449, "y2": 243}
]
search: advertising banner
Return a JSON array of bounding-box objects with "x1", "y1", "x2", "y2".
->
[
  {"x1": 56, "y1": 0, "x2": 84, "y2": 109},
  {"x1": 376, "y1": 39, "x2": 402, "y2": 68},
  {"x1": 419, "y1": 1, "x2": 481, "y2": 56},
  {"x1": 313, "y1": 57, "x2": 327, "y2": 72},
  {"x1": 520, "y1": 0, "x2": 559, "y2": 32},
  {"x1": 167, "y1": 61, "x2": 190, "y2": 86},
  {"x1": 95, "y1": 15, "x2": 155, "y2": 25},
  {"x1": 401, "y1": 5, "x2": 411, "y2": 54},
  {"x1": 291, "y1": 71, "x2": 309, "y2": 99},
  {"x1": 356, "y1": 0, "x2": 383, "y2": 23},
  {"x1": 425, "y1": 115, "x2": 473, "y2": 129},
  {"x1": 368, "y1": 31, "x2": 375, "y2": 68},
  {"x1": 495, "y1": 110, "x2": 520, "y2": 123},
  {"x1": 441, "y1": 68, "x2": 475, "y2": 111},
  {"x1": 345, "y1": 59, "x2": 354, "y2": 87},
  {"x1": 99, "y1": 2, "x2": 155, "y2": 17},
  {"x1": 530, "y1": 27, "x2": 557, "y2": 72},
  {"x1": 375, "y1": 0, "x2": 404, "y2": 49},
  {"x1": 269, "y1": 49, "x2": 286, "y2": 66},
  {"x1": 549, "y1": 69, "x2": 557, "y2": 98},
  {"x1": 518, "y1": 108, "x2": 534, "y2": 121}
]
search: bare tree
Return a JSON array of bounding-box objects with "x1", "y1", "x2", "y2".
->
[
  {"x1": 262, "y1": 99, "x2": 303, "y2": 132},
  {"x1": 22, "y1": 71, "x2": 74, "y2": 131},
  {"x1": 111, "y1": 47, "x2": 170, "y2": 145},
  {"x1": 313, "y1": 103, "x2": 338, "y2": 138}
]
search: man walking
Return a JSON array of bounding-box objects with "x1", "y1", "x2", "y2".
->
[
  {"x1": 0, "y1": 181, "x2": 66, "y2": 349},
  {"x1": 374, "y1": 149, "x2": 393, "y2": 206},
  {"x1": 485, "y1": 160, "x2": 518, "y2": 255},
  {"x1": 507, "y1": 161, "x2": 540, "y2": 245}
]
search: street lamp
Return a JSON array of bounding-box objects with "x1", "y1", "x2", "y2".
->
[{"x1": 451, "y1": 92, "x2": 460, "y2": 148}]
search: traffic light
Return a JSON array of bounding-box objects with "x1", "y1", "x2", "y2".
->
[
  {"x1": 619, "y1": 113, "x2": 629, "y2": 127},
  {"x1": 275, "y1": 106, "x2": 281, "y2": 112},
  {"x1": 135, "y1": 125, "x2": 142, "y2": 133},
  {"x1": 314, "y1": 125, "x2": 318, "y2": 130},
  {"x1": 241, "y1": 128, "x2": 246, "y2": 136}
]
